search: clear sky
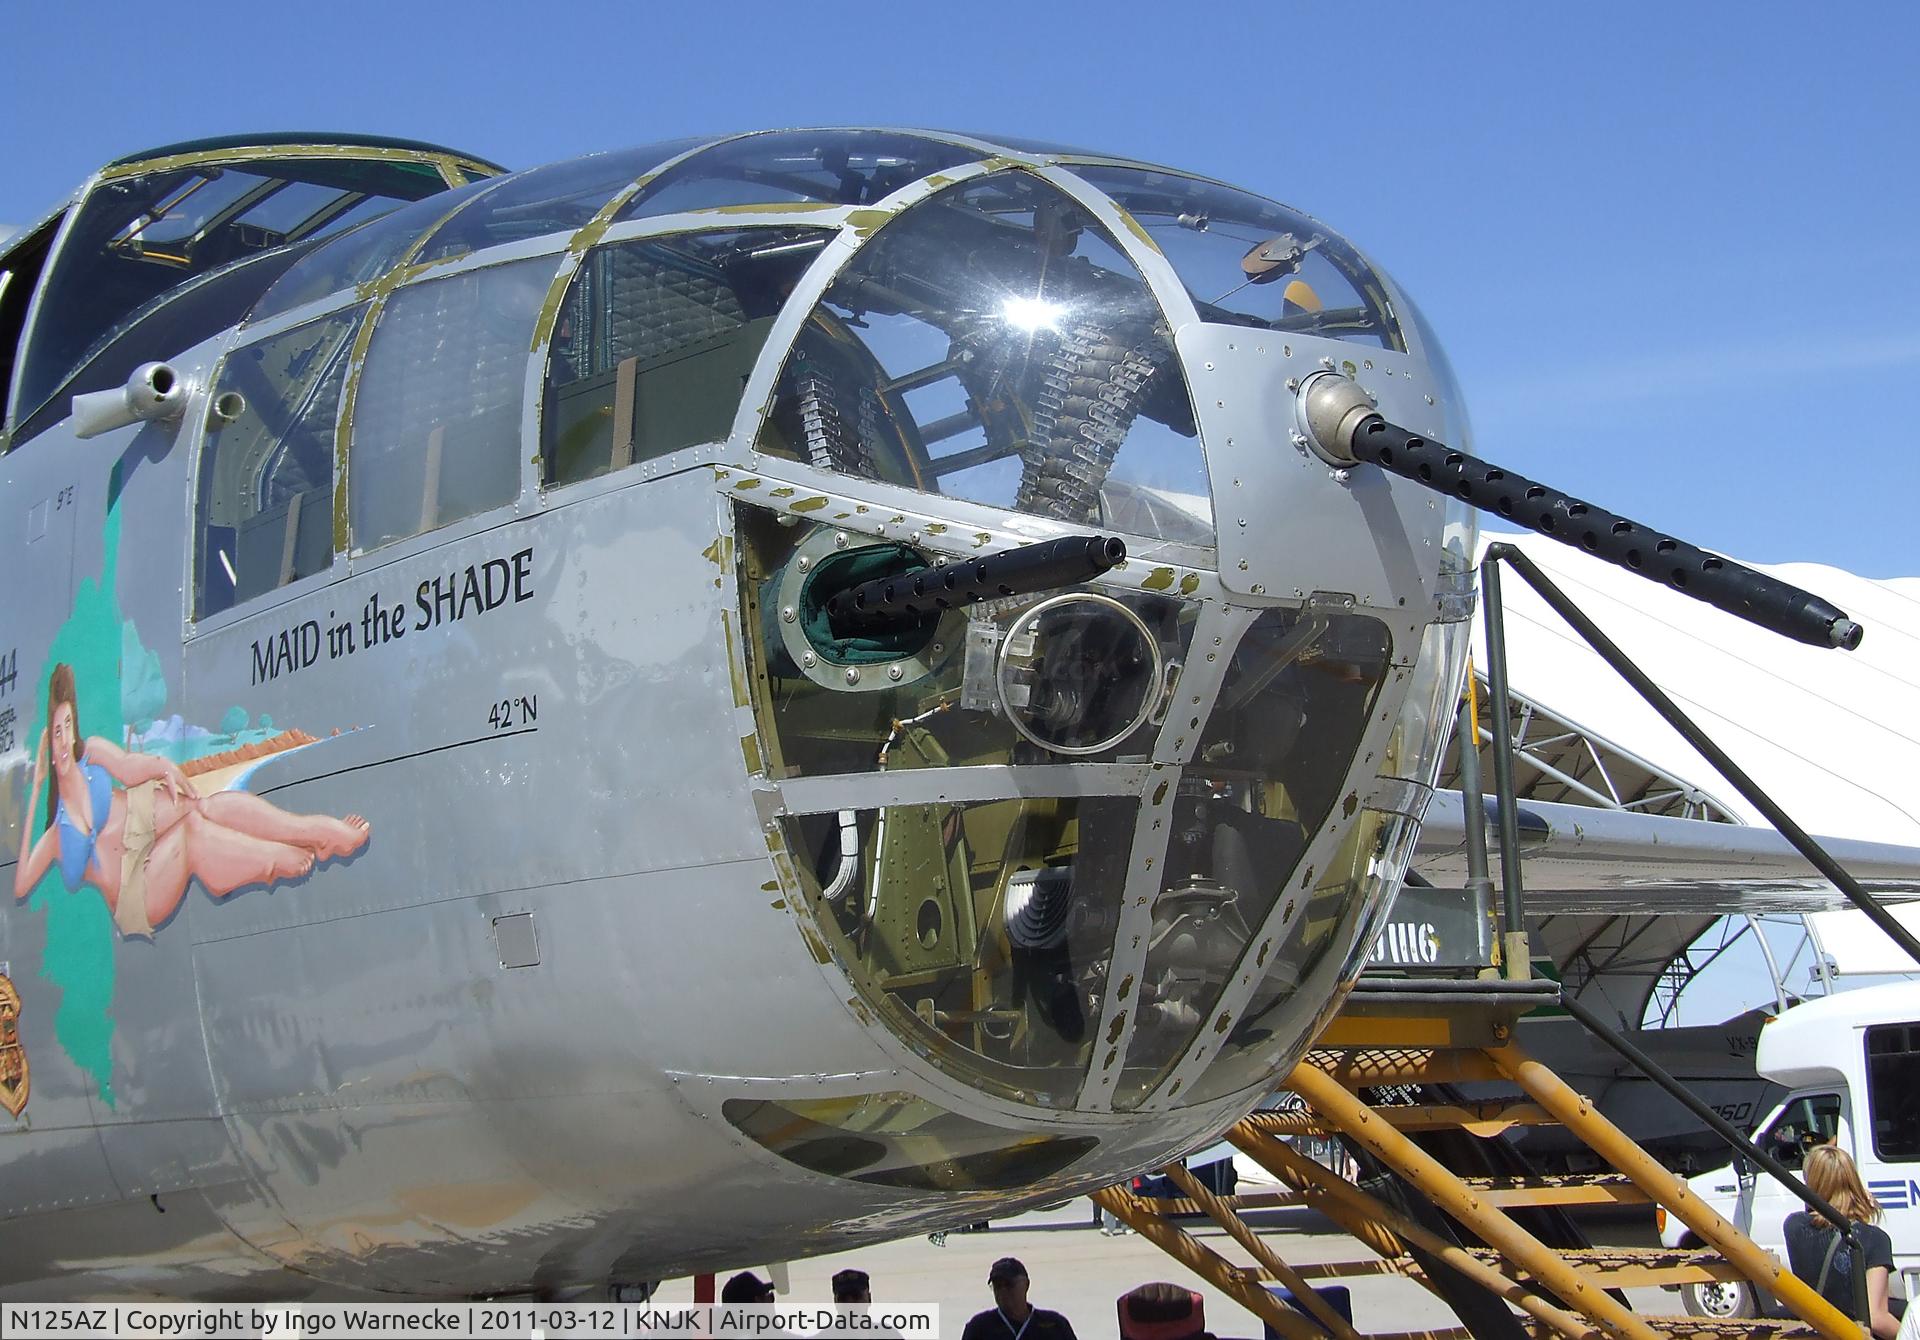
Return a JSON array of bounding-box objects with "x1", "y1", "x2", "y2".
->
[
  {"x1": 4, "y1": 1, "x2": 1916, "y2": 580},
  {"x1": 4, "y1": 6, "x2": 1912, "y2": 1035}
]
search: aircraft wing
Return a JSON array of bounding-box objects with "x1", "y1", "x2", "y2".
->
[{"x1": 1415, "y1": 790, "x2": 1920, "y2": 915}]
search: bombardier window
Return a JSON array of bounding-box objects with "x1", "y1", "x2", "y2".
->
[
  {"x1": 781, "y1": 796, "x2": 1142, "y2": 1107},
  {"x1": 1187, "y1": 802, "x2": 1408, "y2": 1106},
  {"x1": 197, "y1": 307, "x2": 363, "y2": 617},
  {"x1": 349, "y1": 257, "x2": 554, "y2": 551},
  {"x1": 543, "y1": 228, "x2": 828, "y2": 486},
  {"x1": 1114, "y1": 610, "x2": 1391, "y2": 1107},
  {"x1": 755, "y1": 171, "x2": 1211, "y2": 546}
]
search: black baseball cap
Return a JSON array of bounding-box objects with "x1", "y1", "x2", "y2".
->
[
  {"x1": 988, "y1": 1257, "x2": 1028, "y2": 1284},
  {"x1": 832, "y1": 1268, "x2": 870, "y2": 1300}
]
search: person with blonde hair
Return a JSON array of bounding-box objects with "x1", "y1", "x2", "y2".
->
[{"x1": 1784, "y1": 1144, "x2": 1902, "y2": 1338}]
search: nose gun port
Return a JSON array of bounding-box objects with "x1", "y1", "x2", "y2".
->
[
  {"x1": 823, "y1": 533, "x2": 1127, "y2": 638},
  {"x1": 1294, "y1": 371, "x2": 1864, "y2": 652}
]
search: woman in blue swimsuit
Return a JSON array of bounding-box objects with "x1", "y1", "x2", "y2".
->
[{"x1": 13, "y1": 664, "x2": 369, "y2": 938}]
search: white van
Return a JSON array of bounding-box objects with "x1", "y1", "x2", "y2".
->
[{"x1": 1659, "y1": 982, "x2": 1920, "y2": 1319}]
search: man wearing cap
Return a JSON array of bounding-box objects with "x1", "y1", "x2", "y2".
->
[
  {"x1": 962, "y1": 1257, "x2": 1078, "y2": 1340},
  {"x1": 833, "y1": 1268, "x2": 901, "y2": 1340},
  {"x1": 721, "y1": 1271, "x2": 776, "y2": 1305}
]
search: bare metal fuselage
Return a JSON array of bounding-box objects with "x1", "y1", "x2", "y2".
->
[{"x1": 0, "y1": 130, "x2": 1472, "y2": 1298}]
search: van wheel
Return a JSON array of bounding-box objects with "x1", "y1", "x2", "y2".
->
[{"x1": 1683, "y1": 1281, "x2": 1757, "y2": 1319}]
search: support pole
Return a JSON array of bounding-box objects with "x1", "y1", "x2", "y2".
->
[
  {"x1": 1479, "y1": 561, "x2": 1530, "y2": 979},
  {"x1": 1491, "y1": 1038, "x2": 1863, "y2": 1340},
  {"x1": 1285, "y1": 1064, "x2": 1657, "y2": 1340},
  {"x1": 1747, "y1": 915, "x2": 1790, "y2": 1015},
  {"x1": 1236, "y1": 1133, "x2": 1410, "y2": 1265},
  {"x1": 1230, "y1": 1126, "x2": 1602, "y2": 1340},
  {"x1": 1489, "y1": 542, "x2": 1920, "y2": 971},
  {"x1": 1455, "y1": 690, "x2": 1498, "y2": 975},
  {"x1": 1090, "y1": 1186, "x2": 1322, "y2": 1340},
  {"x1": 1159, "y1": 1160, "x2": 1364, "y2": 1340}
]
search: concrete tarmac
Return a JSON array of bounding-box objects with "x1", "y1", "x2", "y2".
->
[{"x1": 651, "y1": 1202, "x2": 1677, "y2": 1339}]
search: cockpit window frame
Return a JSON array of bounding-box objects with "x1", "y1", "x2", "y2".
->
[
  {"x1": 0, "y1": 207, "x2": 72, "y2": 450},
  {"x1": 1, "y1": 139, "x2": 498, "y2": 452}
]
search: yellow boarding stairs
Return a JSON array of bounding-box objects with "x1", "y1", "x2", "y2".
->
[
  {"x1": 1095, "y1": 547, "x2": 1920, "y2": 1340},
  {"x1": 1093, "y1": 981, "x2": 1862, "y2": 1340}
]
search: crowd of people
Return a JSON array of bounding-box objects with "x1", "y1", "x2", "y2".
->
[{"x1": 715, "y1": 1256, "x2": 1224, "y2": 1340}]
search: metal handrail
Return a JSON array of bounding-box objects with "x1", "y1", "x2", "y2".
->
[{"x1": 1473, "y1": 541, "x2": 1913, "y2": 1326}]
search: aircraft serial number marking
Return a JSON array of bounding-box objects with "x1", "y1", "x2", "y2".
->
[
  {"x1": 3, "y1": 1307, "x2": 116, "y2": 1332},
  {"x1": 489, "y1": 695, "x2": 538, "y2": 730}
]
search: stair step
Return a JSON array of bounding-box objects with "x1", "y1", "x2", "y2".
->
[
  {"x1": 1302, "y1": 1045, "x2": 1509, "y2": 1086},
  {"x1": 1458, "y1": 1173, "x2": 1652, "y2": 1207},
  {"x1": 1253, "y1": 1258, "x2": 1409, "y2": 1282},
  {"x1": 1472, "y1": 1246, "x2": 1742, "y2": 1288},
  {"x1": 1248, "y1": 1101, "x2": 1559, "y2": 1138},
  {"x1": 1609, "y1": 1321, "x2": 1820, "y2": 1340}
]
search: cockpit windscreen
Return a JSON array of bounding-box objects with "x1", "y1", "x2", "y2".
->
[{"x1": 16, "y1": 157, "x2": 450, "y2": 427}]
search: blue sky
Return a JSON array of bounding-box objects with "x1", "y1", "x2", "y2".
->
[
  {"x1": 3, "y1": 7, "x2": 1910, "y2": 1029},
  {"x1": 5, "y1": 2, "x2": 1916, "y2": 578}
]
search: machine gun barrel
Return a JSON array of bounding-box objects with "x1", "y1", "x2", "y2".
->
[
  {"x1": 1353, "y1": 416, "x2": 1859, "y2": 650},
  {"x1": 826, "y1": 534, "x2": 1127, "y2": 635},
  {"x1": 1297, "y1": 372, "x2": 1862, "y2": 651}
]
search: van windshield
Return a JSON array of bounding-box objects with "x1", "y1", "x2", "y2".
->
[{"x1": 1758, "y1": 1092, "x2": 1843, "y2": 1170}]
